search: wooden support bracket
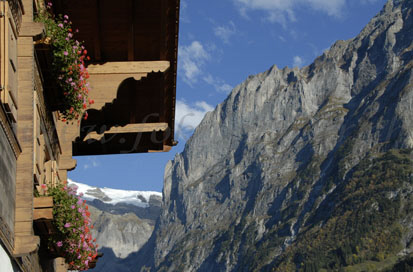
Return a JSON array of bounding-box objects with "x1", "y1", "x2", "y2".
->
[
  {"x1": 19, "y1": 22, "x2": 44, "y2": 37},
  {"x1": 87, "y1": 61, "x2": 170, "y2": 75},
  {"x1": 33, "y1": 197, "x2": 53, "y2": 220},
  {"x1": 84, "y1": 122, "x2": 169, "y2": 141},
  {"x1": 13, "y1": 235, "x2": 40, "y2": 257},
  {"x1": 87, "y1": 61, "x2": 170, "y2": 109}
]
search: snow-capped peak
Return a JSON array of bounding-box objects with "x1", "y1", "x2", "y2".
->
[{"x1": 68, "y1": 179, "x2": 162, "y2": 208}]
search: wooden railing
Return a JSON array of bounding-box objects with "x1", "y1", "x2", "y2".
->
[
  {"x1": 8, "y1": 0, "x2": 24, "y2": 34},
  {"x1": 34, "y1": 52, "x2": 61, "y2": 160}
]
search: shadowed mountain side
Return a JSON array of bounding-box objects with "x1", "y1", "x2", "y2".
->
[{"x1": 134, "y1": 1, "x2": 413, "y2": 271}]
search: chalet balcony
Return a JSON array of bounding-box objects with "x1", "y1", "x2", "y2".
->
[
  {"x1": 37, "y1": 0, "x2": 180, "y2": 156},
  {"x1": 0, "y1": 0, "x2": 180, "y2": 270}
]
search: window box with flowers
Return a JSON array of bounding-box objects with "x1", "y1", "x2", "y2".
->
[
  {"x1": 35, "y1": 2, "x2": 94, "y2": 122},
  {"x1": 35, "y1": 182, "x2": 99, "y2": 270}
]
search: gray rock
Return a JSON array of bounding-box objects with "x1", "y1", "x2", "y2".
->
[
  {"x1": 139, "y1": 0, "x2": 413, "y2": 271},
  {"x1": 84, "y1": 192, "x2": 162, "y2": 271}
]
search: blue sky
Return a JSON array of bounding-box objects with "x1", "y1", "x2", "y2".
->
[{"x1": 69, "y1": 0, "x2": 387, "y2": 192}]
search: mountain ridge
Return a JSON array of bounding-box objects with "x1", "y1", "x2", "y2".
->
[
  {"x1": 67, "y1": 180, "x2": 162, "y2": 271},
  {"x1": 136, "y1": 0, "x2": 413, "y2": 271}
]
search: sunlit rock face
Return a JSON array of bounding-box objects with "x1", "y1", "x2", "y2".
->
[
  {"x1": 135, "y1": 0, "x2": 413, "y2": 271},
  {"x1": 68, "y1": 180, "x2": 162, "y2": 271}
]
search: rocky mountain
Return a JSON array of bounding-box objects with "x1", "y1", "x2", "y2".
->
[
  {"x1": 67, "y1": 180, "x2": 162, "y2": 271},
  {"x1": 136, "y1": 0, "x2": 413, "y2": 271}
]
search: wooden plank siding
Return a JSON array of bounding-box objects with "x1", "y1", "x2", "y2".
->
[
  {"x1": 51, "y1": 0, "x2": 179, "y2": 155},
  {"x1": 0, "y1": 0, "x2": 179, "y2": 270}
]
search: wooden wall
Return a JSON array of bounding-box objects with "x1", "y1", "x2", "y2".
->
[{"x1": 0, "y1": 125, "x2": 16, "y2": 246}]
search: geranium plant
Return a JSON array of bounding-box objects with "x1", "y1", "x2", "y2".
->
[
  {"x1": 36, "y1": 2, "x2": 94, "y2": 122},
  {"x1": 46, "y1": 181, "x2": 98, "y2": 270}
]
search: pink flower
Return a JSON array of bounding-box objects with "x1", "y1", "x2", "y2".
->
[
  {"x1": 71, "y1": 205, "x2": 75, "y2": 209},
  {"x1": 56, "y1": 241, "x2": 63, "y2": 247},
  {"x1": 64, "y1": 223, "x2": 71, "y2": 228},
  {"x1": 63, "y1": 51, "x2": 68, "y2": 56},
  {"x1": 58, "y1": 23, "x2": 63, "y2": 28},
  {"x1": 64, "y1": 15, "x2": 69, "y2": 19}
]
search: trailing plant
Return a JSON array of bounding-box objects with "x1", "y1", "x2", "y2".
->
[
  {"x1": 35, "y1": 2, "x2": 94, "y2": 122},
  {"x1": 46, "y1": 181, "x2": 98, "y2": 270}
]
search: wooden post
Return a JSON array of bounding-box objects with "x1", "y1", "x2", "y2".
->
[{"x1": 13, "y1": 0, "x2": 43, "y2": 257}]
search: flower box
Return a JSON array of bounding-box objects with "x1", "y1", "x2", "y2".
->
[
  {"x1": 35, "y1": 43, "x2": 67, "y2": 112},
  {"x1": 33, "y1": 196, "x2": 65, "y2": 258},
  {"x1": 35, "y1": 3, "x2": 94, "y2": 121},
  {"x1": 87, "y1": 252, "x2": 103, "y2": 269}
]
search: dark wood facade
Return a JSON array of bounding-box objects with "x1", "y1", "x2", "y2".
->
[
  {"x1": 51, "y1": 0, "x2": 179, "y2": 156},
  {"x1": 0, "y1": 0, "x2": 180, "y2": 271}
]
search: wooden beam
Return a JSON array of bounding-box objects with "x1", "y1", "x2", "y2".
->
[
  {"x1": 127, "y1": 0, "x2": 134, "y2": 61},
  {"x1": 33, "y1": 196, "x2": 53, "y2": 208},
  {"x1": 58, "y1": 156, "x2": 77, "y2": 171},
  {"x1": 149, "y1": 145, "x2": 172, "y2": 153},
  {"x1": 15, "y1": 208, "x2": 32, "y2": 221},
  {"x1": 33, "y1": 208, "x2": 53, "y2": 220},
  {"x1": 84, "y1": 122, "x2": 169, "y2": 141},
  {"x1": 93, "y1": 0, "x2": 102, "y2": 61},
  {"x1": 14, "y1": 221, "x2": 33, "y2": 234},
  {"x1": 18, "y1": 22, "x2": 44, "y2": 37},
  {"x1": 87, "y1": 61, "x2": 170, "y2": 74},
  {"x1": 13, "y1": 235, "x2": 40, "y2": 257}
]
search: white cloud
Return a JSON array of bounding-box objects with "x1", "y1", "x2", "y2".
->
[
  {"x1": 293, "y1": 55, "x2": 305, "y2": 67},
  {"x1": 214, "y1": 21, "x2": 237, "y2": 44},
  {"x1": 180, "y1": 0, "x2": 190, "y2": 23},
  {"x1": 233, "y1": 0, "x2": 346, "y2": 25},
  {"x1": 203, "y1": 74, "x2": 233, "y2": 94},
  {"x1": 278, "y1": 35, "x2": 287, "y2": 42},
  {"x1": 83, "y1": 157, "x2": 100, "y2": 170},
  {"x1": 175, "y1": 100, "x2": 214, "y2": 139},
  {"x1": 179, "y1": 41, "x2": 210, "y2": 85}
]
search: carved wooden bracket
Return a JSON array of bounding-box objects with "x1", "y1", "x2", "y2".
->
[
  {"x1": 33, "y1": 197, "x2": 53, "y2": 220},
  {"x1": 87, "y1": 61, "x2": 170, "y2": 109},
  {"x1": 83, "y1": 122, "x2": 169, "y2": 141},
  {"x1": 18, "y1": 22, "x2": 44, "y2": 37},
  {"x1": 13, "y1": 235, "x2": 40, "y2": 257}
]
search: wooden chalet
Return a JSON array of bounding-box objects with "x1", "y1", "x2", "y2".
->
[{"x1": 0, "y1": 0, "x2": 180, "y2": 271}]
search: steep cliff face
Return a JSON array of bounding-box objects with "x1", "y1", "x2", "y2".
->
[{"x1": 143, "y1": 0, "x2": 413, "y2": 271}]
